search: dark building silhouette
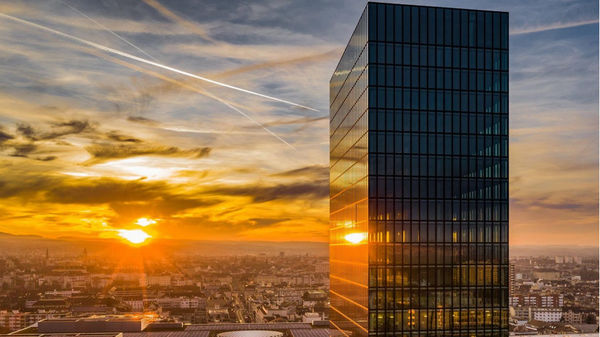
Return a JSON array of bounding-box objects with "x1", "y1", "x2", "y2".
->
[{"x1": 329, "y1": 3, "x2": 509, "y2": 336}]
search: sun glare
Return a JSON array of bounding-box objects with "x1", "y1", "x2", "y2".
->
[
  {"x1": 118, "y1": 229, "x2": 151, "y2": 245},
  {"x1": 345, "y1": 232, "x2": 367, "y2": 244},
  {"x1": 136, "y1": 217, "x2": 156, "y2": 227}
]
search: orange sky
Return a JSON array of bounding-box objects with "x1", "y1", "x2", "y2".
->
[{"x1": 0, "y1": 0, "x2": 597, "y2": 246}]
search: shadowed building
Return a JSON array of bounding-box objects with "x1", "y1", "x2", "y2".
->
[{"x1": 329, "y1": 2, "x2": 509, "y2": 336}]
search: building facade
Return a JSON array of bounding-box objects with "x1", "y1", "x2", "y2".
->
[{"x1": 329, "y1": 3, "x2": 509, "y2": 336}]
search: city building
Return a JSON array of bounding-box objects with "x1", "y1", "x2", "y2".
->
[
  {"x1": 530, "y1": 308, "x2": 562, "y2": 323},
  {"x1": 509, "y1": 263, "x2": 515, "y2": 296},
  {"x1": 329, "y1": 2, "x2": 509, "y2": 336},
  {"x1": 509, "y1": 295, "x2": 564, "y2": 308},
  {"x1": 562, "y1": 310, "x2": 584, "y2": 324},
  {"x1": 532, "y1": 270, "x2": 561, "y2": 281},
  {"x1": 38, "y1": 317, "x2": 149, "y2": 333}
]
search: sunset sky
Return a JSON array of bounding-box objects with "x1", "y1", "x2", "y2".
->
[{"x1": 0, "y1": 0, "x2": 597, "y2": 246}]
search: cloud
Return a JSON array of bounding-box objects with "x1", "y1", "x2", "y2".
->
[
  {"x1": 510, "y1": 19, "x2": 599, "y2": 35},
  {"x1": 83, "y1": 143, "x2": 211, "y2": 165},
  {"x1": 105, "y1": 131, "x2": 142, "y2": 143},
  {"x1": 127, "y1": 116, "x2": 159, "y2": 125},
  {"x1": 272, "y1": 164, "x2": 328, "y2": 180},
  {"x1": 0, "y1": 172, "x2": 223, "y2": 231},
  {"x1": 10, "y1": 143, "x2": 37, "y2": 157},
  {"x1": 248, "y1": 217, "x2": 290, "y2": 228},
  {"x1": 210, "y1": 181, "x2": 328, "y2": 203},
  {"x1": 512, "y1": 195, "x2": 598, "y2": 213},
  {"x1": 45, "y1": 178, "x2": 169, "y2": 204},
  {"x1": 17, "y1": 120, "x2": 95, "y2": 141},
  {"x1": 110, "y1": 196, "x2": 219, "y2": 220},
  {"x1": 37, "y1": 155, "x2": 57, "y2": 161},
  {"x1": 0, "y1": 128, "x2": 14, "y2": 144}
]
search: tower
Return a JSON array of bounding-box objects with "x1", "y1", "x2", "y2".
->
[{"x1": 329, "y1": 3, "x2": 509, "y2": 336}]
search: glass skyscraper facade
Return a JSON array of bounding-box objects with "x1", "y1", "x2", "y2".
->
[{"x1": 329, "y1": 3, "x2": 509, "y2": 337}]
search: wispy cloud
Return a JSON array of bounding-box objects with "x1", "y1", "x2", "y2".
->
[{"x1": 511, "y1": 19, "x2": 599, "y2": 35}]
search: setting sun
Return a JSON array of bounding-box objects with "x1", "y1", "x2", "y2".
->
[{"x1": 118, "y1": 229, "x2": 151, "y2": 245}]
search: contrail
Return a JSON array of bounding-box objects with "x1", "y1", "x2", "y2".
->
[
  {"x1": 59, "y1": 0, "x2": 160, "y2": 62},
  {"x1": 82, "y1": 48, "x2": 297, "y2": 150},
  {"x1": 0, "y1": 12, "x2": 318, "y2": 112},
  {"x1": 45, "y1": 4, "x2": 296, "y2": 150},
  {"x1": 57, "y1": 1, "x2": 293, "y2": 148},
  {"x1": 127, "y1": 49, "x2": 341, "y2": 101},
  {"x1": 141, "y1": 0, "x2": 215, "y2": 43}
]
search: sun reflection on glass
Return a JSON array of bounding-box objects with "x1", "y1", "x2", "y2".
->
[{"x1": 345, "y1": 232, "x2": 367, "y2": 244}]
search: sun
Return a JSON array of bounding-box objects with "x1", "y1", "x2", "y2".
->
[{"x1": 118, "y1": 229, "x2": 151, "y2": 245}]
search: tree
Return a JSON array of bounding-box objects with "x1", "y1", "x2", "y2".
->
[{"x1": 585, "y1": 314, "x2": 597, "y2": 324}]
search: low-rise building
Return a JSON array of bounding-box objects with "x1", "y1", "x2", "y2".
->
[{"x1": 531, "y1": 307, "x2": 562, "y2": 322}]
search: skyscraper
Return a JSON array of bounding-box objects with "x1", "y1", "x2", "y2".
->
[{"x1": 329, "y1": 3, "x2": 509, "y2": 336}]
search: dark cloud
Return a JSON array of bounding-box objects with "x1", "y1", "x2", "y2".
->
[
  {"x1": 0, "y1": 128, "x2": 14, "y2": 143},
  {"x1": 109, "y1": 196, "x2": 220, "y2": 221},
  {"x1": 45, "y1": 178, "x2": 168, "y2": 204},
  {"x1": 0, "y1": 175, "x2": 61, "y2": 199},
  {"x1": 127, "y1": 116, "x2": 160, "y2": 125},
  {"x1": 36, "y1": 155, "x2": 57, "y2": 161},
  {"x1": 52, "y1": 120, "x2": 95, "y2": 137},
  {"x1": 272, "y1": 165, "x2": 328, "y2": 180},
  {"x1": 0, "y1": 172, "x2": 219, "y2": 224},
  {"x1": 512, "y1": 195, "x2": 599, "y2": 213},
  {"x1": 106, "y1": 131, "x2": 142, "y2": 143},
  {"x1": 6, "y1": 119, "x2": 211, "y2": 164},
  {"x1": 210, "y1": 181, "x2": 328, "y2": 202},
  {"x1": 7, "y1": 120, "x2": 93, "y2": 160},
  {"x1": 15, "y1": 124, "x2": 35, "y2": 140},
  {"x1": 0, "y1": 175, "x2": 174, "y2": 205},
  {"x1": 17, "y1": 120, "x2": 95, "y2": 141},
  {"x1": 249, "y1": 217, "x2": 289, "y2": 228},
  {"x1": 83, "y1": 143, "x2": 211, "y2": 164},
  {"x1": 11, "y1": 143, "x2": 37, "y2": 157},
  {"x1": 42, "y1": 177, "x2": 219, "y2": 219},
  {"x1": 154, "y1": 215, "x2": 275, "y2": 237}
]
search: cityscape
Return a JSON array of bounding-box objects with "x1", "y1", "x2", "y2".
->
[
  {"x1": 0, "y1": 248, "x2": 597, "y2": 335},
  {"x1": 0, "y1": 250, "x2": 330, "y2": 330},
  {"x1": 0, "y1": 0, "x2": 598, "y2": 337}
]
